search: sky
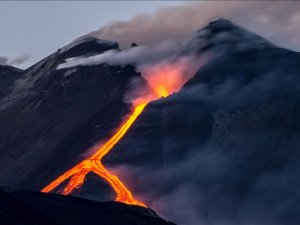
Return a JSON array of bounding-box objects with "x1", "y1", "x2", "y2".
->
[
  {"x1": 1, "y1": 1, "x2": 300, "y2": 69},
  {"x1": 0, "y1": 1, "x2": 184, "y2": 68}
]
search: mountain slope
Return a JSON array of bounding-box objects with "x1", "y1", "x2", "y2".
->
[{"x1": 0, "y1": 37, "x2": 146, "y2": 195}]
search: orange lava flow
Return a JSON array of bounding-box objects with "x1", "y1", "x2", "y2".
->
[{"x1": 42, "y1": 104, "x2": 147, "y2": 207}]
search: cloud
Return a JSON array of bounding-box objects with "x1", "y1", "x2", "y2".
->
[
  {"x1": 9, "y1": 54, "x2": 30, "y2": 66},
  {"x1": 0, "y1": 55, "x2": 30, "y2": 67},
  {"x1": 0, "y1": 56, "x2": 8, "y2": 66},
  {"x1": 89, "y1": 1, "x2": 300, "y2": 51}
]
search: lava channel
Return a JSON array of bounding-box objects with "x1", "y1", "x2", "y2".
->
[{"x1": 42, "y1": 104, "x2": 147, "y2": 207}]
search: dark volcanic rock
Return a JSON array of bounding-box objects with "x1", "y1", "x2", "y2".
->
[
  {"x1": 0, "y1": 188, "x2": 175, "y2": 225},
  {"x1": 58, "y1": 37, "x2": 119, "y2": 59},
  {"x1": 0, "y1": 65, "x2": 23, "y2": 97},
  {"x1": 103, "y1": 98, "x2": 214, "y2": 166},
  {"x1": 131, "y1": 42, "x2": 138, "y2": 48},
  {"x1": 195, "y1": 18, "x2": 273, "y2": 54}
]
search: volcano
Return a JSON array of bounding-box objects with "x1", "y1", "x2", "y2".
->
[{"x1": 0, "y1": 19, "x2": 299, "y2": 225}]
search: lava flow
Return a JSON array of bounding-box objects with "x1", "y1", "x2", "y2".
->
[
  {"x1": 42, "y1": 58, "x2": 194, "y2": 207},
  {"x1": 42, "y1": 103, "x2": 147, "y2": 206}
]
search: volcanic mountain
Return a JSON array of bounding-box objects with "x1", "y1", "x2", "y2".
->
[{"x1": 0, "y1": 19, "x2": 299, "y2": 225}]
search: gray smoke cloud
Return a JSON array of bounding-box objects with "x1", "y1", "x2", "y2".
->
[
  {"x1": 0, "y1": 54, "x2": 30, "y2": 67},
  {"x1": 89, "y1": 1, "x2": 300, "y2": 52},
  {"x1": 9, "y1": 54, "x2": 30, "y2": 66},
  {"x1": 0, "y1": 56, "x2": 8, "y2": 66}
]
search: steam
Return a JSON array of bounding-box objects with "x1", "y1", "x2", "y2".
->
[{"x1": 89, "y1": 1, "x2": 300, "y2": 51}]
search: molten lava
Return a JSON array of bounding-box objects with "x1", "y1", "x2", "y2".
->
[{"x1": 42, "y1": 104, "x2": 147, "y2": 207}]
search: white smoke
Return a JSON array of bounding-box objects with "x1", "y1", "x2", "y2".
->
[{"x1": 57, "y1": 36, "x2": 202, "y2": 70}]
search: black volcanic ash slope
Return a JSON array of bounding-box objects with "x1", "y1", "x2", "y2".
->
[
  {"x1": 0, "y1": 37, "x2": 147, "y2": 195},
  {"x1": 0, "y1": 188, "x2": 175, "y2": 225},
  {"x1": 103, "y1": 19, "x2": 300, "y2": 225}
]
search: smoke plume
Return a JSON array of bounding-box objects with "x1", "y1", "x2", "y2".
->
[{"x1": 89, "y1": 1, "x2": 300, "y2": 51}]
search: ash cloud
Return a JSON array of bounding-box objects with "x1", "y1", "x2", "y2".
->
[{"x1": 89, "y1": 1, "x2": 300, "y2": 51}]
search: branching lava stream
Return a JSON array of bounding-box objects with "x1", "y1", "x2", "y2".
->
[{"x1": 42, "y1": 104, "x2": 147, "y2": 207}]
